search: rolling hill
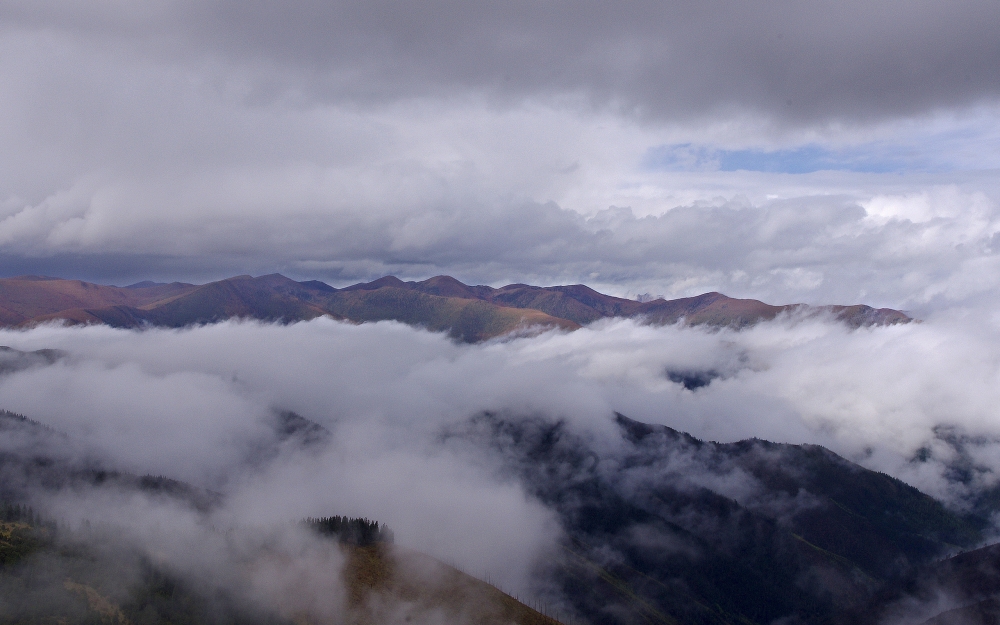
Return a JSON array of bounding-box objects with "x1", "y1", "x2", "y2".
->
[{"x1": 0, "y1": 273, "x2": 911, "y2": 340}]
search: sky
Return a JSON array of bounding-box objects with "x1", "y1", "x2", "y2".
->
[{"x1": 0, "y1": 1, "x2": 999, "y2": 312}]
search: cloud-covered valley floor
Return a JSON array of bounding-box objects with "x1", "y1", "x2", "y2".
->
[{"x1": 3, "y1": 314, "x2": 1000, "y2": 614}]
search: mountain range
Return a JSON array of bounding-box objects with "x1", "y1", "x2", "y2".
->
[
  {"x1": 0, "y1": 274, "x2": 911, "y2": 341},
  {"x1": 445, "y1": 411, "x2": 1000, "y2": 625},
  {"x1": 2, "y1": 403, "x2": 999, "y2": 625}
]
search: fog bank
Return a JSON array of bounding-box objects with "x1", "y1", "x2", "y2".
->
[{"x1": 2, "y1": 314, "x2": 1000, "y2": 594}]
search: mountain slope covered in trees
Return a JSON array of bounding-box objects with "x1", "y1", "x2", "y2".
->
[
  {"x1": 444, "y1": 412, "x2": 998, "y2": 625},
  {"x1": 3, "y1": 400, "x2": 1000, "y2": 624},
  {"x1": 2, "y1": 398, "x2": 997, "y2": 625}
]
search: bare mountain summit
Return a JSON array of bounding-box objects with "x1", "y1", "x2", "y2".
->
[{"x1": 0, "y1": 274, "x2": 910, "y2": 341}]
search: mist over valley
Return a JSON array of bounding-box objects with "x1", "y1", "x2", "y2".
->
[{"x1": 2, "y1": 310, "x2": 1000, "y2": 624}]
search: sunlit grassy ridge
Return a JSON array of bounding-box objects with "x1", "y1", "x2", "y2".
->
[
  {"x1": 0, "y1": 273, "x2": 908, "y2": 341},
  {"x1": 317, "y1": 286, "x2": 578, "y2": 341}
]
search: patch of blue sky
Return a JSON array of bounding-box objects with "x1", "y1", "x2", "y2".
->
[
  {"x1": 644, "y1": 143, "x2": 934, "y2": 174},
  {"x1": 718, "y1": 145, "x2": 909, "y2": 174}
]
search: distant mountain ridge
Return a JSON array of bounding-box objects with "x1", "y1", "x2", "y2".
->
[{"x1": 0, "y1": 274, "x2": 911, "y2": 341}]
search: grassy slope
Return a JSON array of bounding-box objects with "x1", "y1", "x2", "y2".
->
[
  {"x1": 27, "y1": 277, "x2": 329, "y2": 328},
  {"x1": 636, "y1": 292, "x2": 786, "y2": 327},
  {"x1": 410, "y1": 280, "x2": 791, "y2": 328},
  {"x1": 3, "y1": 274, "x2": 911, "y2": 339},
  {"x1": 486, "y1": 286, "x2": 616, "y2": 325},
  {"x1": 0, "y1": 277, "x2": 147, "y2": 324},
  {"x1": 343, "y1": 544, "x2": 563, "y2": 625},
  {"x1": 412, "y1": 280, "x2": 910, "y2": 329},
  {"x1": 316, "y1": 287, "x2": 579, "y2": 341},
  {"x1": 0, "y1": 521, "x2": 564, "y2": 625},
  {"x1": 137, "y1": 277, "x2": 329, "y2": 326}
]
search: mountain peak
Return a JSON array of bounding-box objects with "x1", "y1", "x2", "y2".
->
[
  {"x1": 342, "y1": 275, "x2": 408, "y2": 291},
  {"x1": 412, "y1": 275, "x2": 485, "y2": 299},
  {"x1": 124, "y1": 281, "x2": 167, "y2": 289}
]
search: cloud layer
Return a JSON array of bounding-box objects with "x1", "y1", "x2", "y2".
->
[
  {"x1": 3, "y1": 315, "x2": 1000, "y2": 595},
  {"x1": 0, "y1": 2, "x2": 998, "y2": 306},
  {"x1": 6, "y1": 1, "x2": 1000, "y2": 122}
]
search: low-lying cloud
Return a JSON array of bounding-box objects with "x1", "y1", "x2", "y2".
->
[{"x1": 2, "y1": 312, "x2": 1000, "y2": 596}]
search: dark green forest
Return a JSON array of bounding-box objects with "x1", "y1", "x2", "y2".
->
[{"x1": 305, "y1": 516, "x2": 394, "y2": 547}]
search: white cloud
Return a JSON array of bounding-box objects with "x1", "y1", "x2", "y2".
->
[
  {"x1": 0, "y1": 4, "x2": 997, "y2": 308},
  {"x1": 3, "y1": 314, "x2": 1000, "y2": 534}
]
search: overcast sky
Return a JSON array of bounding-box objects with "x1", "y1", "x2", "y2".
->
[{"x1": 1, "y1": 1, "x2": 999, "y2": 310}]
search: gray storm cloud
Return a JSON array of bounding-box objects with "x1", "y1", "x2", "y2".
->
[
  {"x1": 0, "y1": 2, "x2": 998, "y2": 300},
  {"x1": 4, "y1": 1, "x2": 999, "y2": 122}
]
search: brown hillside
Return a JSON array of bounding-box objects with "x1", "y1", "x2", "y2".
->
[
  {"x1": 398, "y1": 276, "x2": 643, "y2": 323},
  {"x1": 24, "y1": 276, "x2": 333, "y2": 328},
  {"x1": 0, "y1": 517, "x2": 564, "y2": 625},
  {"x1": 0, "y1": 273, "x2": 911, "y2": 339},
  {"x1": 826, "y1": 304, "x2": 913, "y2": 328},
  {"x1": 0, "y1": 276, "x2": 194, "y2": 323},
  {"x1": 345, "y1": 275, "x2": 910, "y2": 329},
  {"x1": 408, "y1": 274, "x2": 490, "y2": 299},
  {"x1": 638, "y1": 292, "x2": 787, "y2": 327},
  {"x1": 136, "y1": 275, "x2": 331, "y2": 326},
  {"x1": 487, "y1": 284, "x2": 632, "y2": 324},
  {"x1": 314, "y1": 286, "x2": 579, "y2": 341},
  {"x1": 343, "y1": 544, "x2": 564, "y2": 625},
  {"x1": 29, "y1": 307, "x2": 113, "y2": 326}
]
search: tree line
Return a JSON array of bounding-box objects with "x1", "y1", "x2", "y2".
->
[{"x1": 304, "y1": 516, "x2": 394, "y2": 546}]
